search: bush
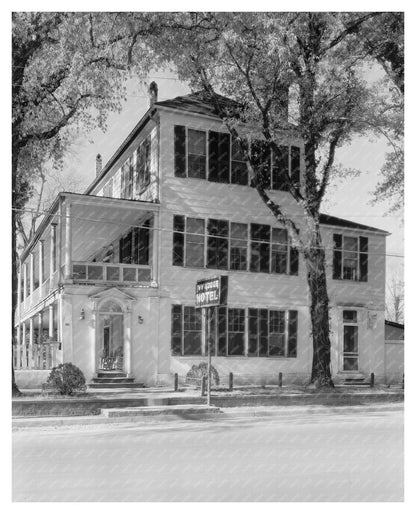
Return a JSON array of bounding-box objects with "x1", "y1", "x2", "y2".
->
[
  {"x1": 185, "y1": 362, "x2": 220, "y2": 386},
  {"x1": 47, "y1": 363, "x2": 86, "y2": 395}
]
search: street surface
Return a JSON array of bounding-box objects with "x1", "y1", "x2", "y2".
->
[{"x1": 13, "y1": 405, "x2": 403, "y2": 501}]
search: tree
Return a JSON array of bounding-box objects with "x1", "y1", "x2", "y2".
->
[
  {"x1": 11, "y1": 12, "x2": 162, "y2": 395},
  {"x1": 386, "y1": 275, "x2": 404, "y2": 324},
  {"x1": 158, "y1": 11, "x2": 397, "y2": 386}
]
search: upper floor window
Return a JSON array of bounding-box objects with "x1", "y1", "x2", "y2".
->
[
  {"x1": 174, "y1": 124, "x2": 300, "y2": 190},
  {"x1": 333, "y1": 234, "x2": 368, "y2": 282},
  {"x1": 172, "y1": 215, "x2": 298, "y2": 275},
  {"x1": 118, "y1": 221, "x2": 150, "y2": 265},
  {"x1": 120, "y1": 157, "x2": 133, "y2": 199},
  {"x1": 136, "y1": 136, "x2": 151, "y2": 194}
]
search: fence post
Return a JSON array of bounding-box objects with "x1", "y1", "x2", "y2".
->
[
  {"x1": 370, "y1": 373, "x2": 375, "y2": 388},
  {"x1": 278, "y1": 372, "x2": 283, "y2": 388},
  {"x1": 201, "y1": 375, "x2": 207, "y2": 396},
  {"x1": 174, "y1": 373, "x2": 179, "y2": 392},
  {"x1": 229, "y1": 372, "x2": 233, "y2": 392}
]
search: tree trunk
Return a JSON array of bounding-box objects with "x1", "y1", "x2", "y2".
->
[
  {"x1": 12, "y1": 145, "x2": 22, "y2": 397},
  {"x1": 304, "y1": 224, "x2": 334, "y2": 387}
]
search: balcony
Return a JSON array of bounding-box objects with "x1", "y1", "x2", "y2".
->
[{"x1": 72, "y1": 261, "x2": 153, "y2": 285}]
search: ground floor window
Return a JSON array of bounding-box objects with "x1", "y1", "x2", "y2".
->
[{"x1": 171, "y1": 305, "x2": 298, "y2": 358}]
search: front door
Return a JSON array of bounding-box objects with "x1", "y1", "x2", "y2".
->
[
  {"x1": 342, "y1": 310, "x2": 359, "y2": 371},
  {"x1": 98, "y1": 302, "x2": 124, "y2": 371}
]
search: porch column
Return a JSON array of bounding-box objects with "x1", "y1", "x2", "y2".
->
[
  {"x1": 28, "y1": 318, "x2": 34, "y2": 369},
  {"x1": 37, "y1": 312, "x2": 43, "y2": 369},
  {"x1": 17, "y1": 262, "x2": 22, "y2": 321},
  {"x1": 50, "y1": 223, "x2": 57, "y2": 288},
  {"x1": 38, "y1": 240, "x2": 44, "y2": 297},
  {"x1": 151, "y1": 211, "x2": 159, "y2": 285},
  {"x1": 15, "y1": 322, "x2": 21, "y2": 369},
  {"x1": 49, "y1": 305, "x2": 54, "y2": 338},
  {"x1": 124, "y1": 308, "x2": 132, "y2": 376},
  {"x1": 23, "y1": 261, "x2": 27, "y2": 310},
  {"x1": 21, "y1": 322, "x2": 26, "y2": 369},
  {"x1": 29, "y1": 252, "x2": 34, "y2": 297},
  {"x1": 64, "y1": 201, "x2": 72, "y2": 280}
]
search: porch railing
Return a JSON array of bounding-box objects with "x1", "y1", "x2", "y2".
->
[
  {"x1": 13, "y1": 341, "x2": 62, "y2": 371},
  {"x1": 72, "y1": 261, "x2": 152, "y2": 284}
]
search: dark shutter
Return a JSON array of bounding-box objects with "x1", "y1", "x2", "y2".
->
[
  {"x1": 218, "y1": 307, "x2": 227, "y2": 356},
  {"x1": 174, "y1": 125, "x2": 186, "y2": 177},
  {"x1": 333, "y1": 234, "x2": 342, "y2": 279},
  {"x1": 138, "y1": 219, "x2": 150, "y2": 265},
  {"x1": 248, "y1": 308, "x2": 258, "y2": 356},
  {"x1": 288, "y1": 311, "x2": 298, "y2": 357},
  {"x1": 132, "y1": 227, "x2": 139, "y2": 264},
  {"x1": 119, "y1": 232, "x2": 132, "y2": 264},
  {"x1": 272, "y1": 145, "x2": 289, "y2": 191},
  {"x1": 359, "y1": 236, "x2": 368, "y2": 282},
  {"x1": 208, "y1": 131, "x2": 219, "y2": 182},
  {"x1": 259, "y1": 309, "x2": 269, "y2": 356},
  {"x1": 289, "y1": 245, "x2": 299, "y2": 275},
  {"x1": 290, "y1": 146, "x2": 300, "y2": 188},
  {"x1": 171, "y1": 305, "x2": 182, "y2": 355},
  {"x1": 172, "y1": 215, "x2": 185, "y2": 266},
  {"x1": 209, "y1": 131, "x2": 230, "y2": 183}
]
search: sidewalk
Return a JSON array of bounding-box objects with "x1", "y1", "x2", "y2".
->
[{"x1": 12, "y1": 384, "x2": 404, "y2": 421}]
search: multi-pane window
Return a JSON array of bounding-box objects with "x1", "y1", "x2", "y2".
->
[
  {"x1": 171, "y1": 305, "x2": 298, "y2": 358},
  {"x1": 333, "y1": 234, "x2": 368, "y2": 282},
  {"x1": 118, "y1": 222, "x2": 150, "y2": 265},
  {"x1": 174, "y1": 125, "x2": 300, "y2": 189},
  {"x1": 188, "y1": 129, "x2": 207, "y2": 179},
  {"x1": 227, "y1": 308, "x2": 245, "y2": 355},
  {"x1": 171, "y1": 305, "x2": 202, "y2": 356},
  {"x1": 207, "y1": 219, "x2": 229, "y2": 269},
  {"x1": 248, "y1": 309, "x2": 298, "y2": 357},
  {"x1": 173, "y1": 215, "x2": 297, "y2": 275},
  {"x1": 250, "y1": 224, "x2": 271, "y2": 273},
  {"x1": 230, "y1": 223, "x2": 248, "y2": 271},
  {"x1": 137, "y1": 136, "x2": 151, "y2": 193},
  {"x1": 231, "y1": 137, "x2": 248, "y2": 185},
  {"x1": 120, "y1": 159, "x2": 133, "y2": 199}
]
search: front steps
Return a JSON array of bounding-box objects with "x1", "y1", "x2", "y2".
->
[
  {"x1": 100, "y1": 404, "x2": 221, "y2": 418},
  {"x1": 88, "y1": 371, "x2": 145, "y2": 390},
  {"x1": 338, "y1": 374, "x2": 372, "y2": 387}
]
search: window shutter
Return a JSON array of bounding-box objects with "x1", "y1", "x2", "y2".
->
[
  {"x1": 172, "y1": 215, "x2": 185, "y2": 266},
  {"x1": 359, "y1": 236, "x2": 368, "y2": 282},
  {"x1": 174, "y1": 125, "x2": 186, "y2": 177},
  {"x1": 171, "y1": 305, "x2": 182, "y2": 355},
  {"x1": 288, "y1": 311, "x2": 298, "y2": 357},
  {"x1": 209, "y1": 131, "x2": 230, "y2": 183},
  {"x1": 208, "y1": 131, "x2": 219, "y2": 182},
  {"x1": 290, "y1": 146, "x2": 300, "y2": 188},
  {"x1": 289, "y1": 245, "x2": 299, "y2": 275},
  {"x1": 333, "y1": 234, "x2": 342, "y2": 279}
]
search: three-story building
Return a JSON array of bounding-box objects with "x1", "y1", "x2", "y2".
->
[{"x1": 14, "y1": 86, "x2": 388, "y2": 389}]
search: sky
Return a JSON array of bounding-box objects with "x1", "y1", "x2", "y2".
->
[{"x1": 64, "y1": 70, "x2": 404, "y2": 286}]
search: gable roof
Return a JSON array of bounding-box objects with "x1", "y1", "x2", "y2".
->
[
  {"x1": 155, "y1": 91, "x2": 243, "y2": 118},
  {"x1": 319, "y1": 213, "x2": 389, "y2": 235}
]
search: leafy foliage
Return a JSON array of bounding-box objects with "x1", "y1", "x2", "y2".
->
[
  {"x1": 186, "y1": 363, "x2": 220, "y2": 386},
  {"x1": 47, "y1": 362, "x2": 86, "y2": 395}
]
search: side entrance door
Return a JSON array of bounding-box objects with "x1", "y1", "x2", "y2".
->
[{"x1": 342, "y1": 310, "x2": 359, "y2": 372}]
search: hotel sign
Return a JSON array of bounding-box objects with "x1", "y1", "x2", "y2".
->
[{"x1": 195, "y1": 276, "x2": 228, "y2": 309}]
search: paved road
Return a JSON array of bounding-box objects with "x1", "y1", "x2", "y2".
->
[{"x1": 13, "y1": 405, "x2": 403, "y2": 501}]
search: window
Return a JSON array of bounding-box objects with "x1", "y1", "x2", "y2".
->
[
  {"x1": 137, "y1": 137, "x2": 151, "y2": 193},
  {"x1": 172, "y1": 215, "x2": 297, "y2": 275},
  {"x1": 231, "y1": 137, "x2": 248, "y2": 185},
  {"x1": 207, "y1": 219, "x2": 229, "y2": 269},
  {"x1": 103, "y1": 178, "x2": 113, "y2": 197},
  {"x1": 188, "y1": 129, "x2": 207, "y2": 179},
  {"x1": 119, "y1": 231, "x2": 132, "y2": 264},
  {"x1": 171, "y1": 305, "x2": 202, "y2": 356},
  {"x1": 333, "y1": 234, "x2": 368, "y2": 282},
  {"x1": 119, "y1": 222, "x2": 150, "y2": 266},
  {"x1": 248, "y1": 309, "x2": 298, "y2": 357},
  {"x1": 227, "y1": 308, "x2": 245, "y2": 355},
  {"x1": 251, "y1": 140, "x2": 271, "y2": 188},
  {"x1": 230, "y1": 223, "x2": 248, "y2": 271},
  {"x1": 272, "y1": 146, "x2": 289, "y2": 191},
  {"x1": 250, "y1": 224, "x2": 270, "y2": 273},
  {"x1": 120, "y1": 159, "x2": 133, "y2": 199}
]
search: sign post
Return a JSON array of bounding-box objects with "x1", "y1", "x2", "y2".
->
[{"x1": 195, "y1": 276, "x2": 228, "y2": 406}]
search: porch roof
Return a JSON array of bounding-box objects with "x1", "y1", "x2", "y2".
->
[{"x1": 20, "y1": 192, "x2": 159, "y2": 263}]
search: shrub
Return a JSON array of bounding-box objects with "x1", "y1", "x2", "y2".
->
[
  {"x1": 185, "y1": 362, "x2": 220, "y2": 386},
  {"x1": 47, "y1": 363, "x2": 86, "y2": 395}
]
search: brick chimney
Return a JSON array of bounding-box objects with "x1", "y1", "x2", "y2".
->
[
  {"x1": 96, "y1": 154, "x2": 102, "y2": 177},
  {"x1": 149, "y1": 81, "x2": 158, "y2": 107}
]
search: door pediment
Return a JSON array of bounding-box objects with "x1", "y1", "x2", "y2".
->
[{"x1": 89, "y1": 287, "x2": 136, "y2": 312}]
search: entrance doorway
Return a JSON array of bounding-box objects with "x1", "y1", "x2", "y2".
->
[
  {"x1": 98, "y1": 301, "x2": 124, "y2": 371},
  {"x1": 342, "y1": 310, "x2": 359, "y2": 371}
]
